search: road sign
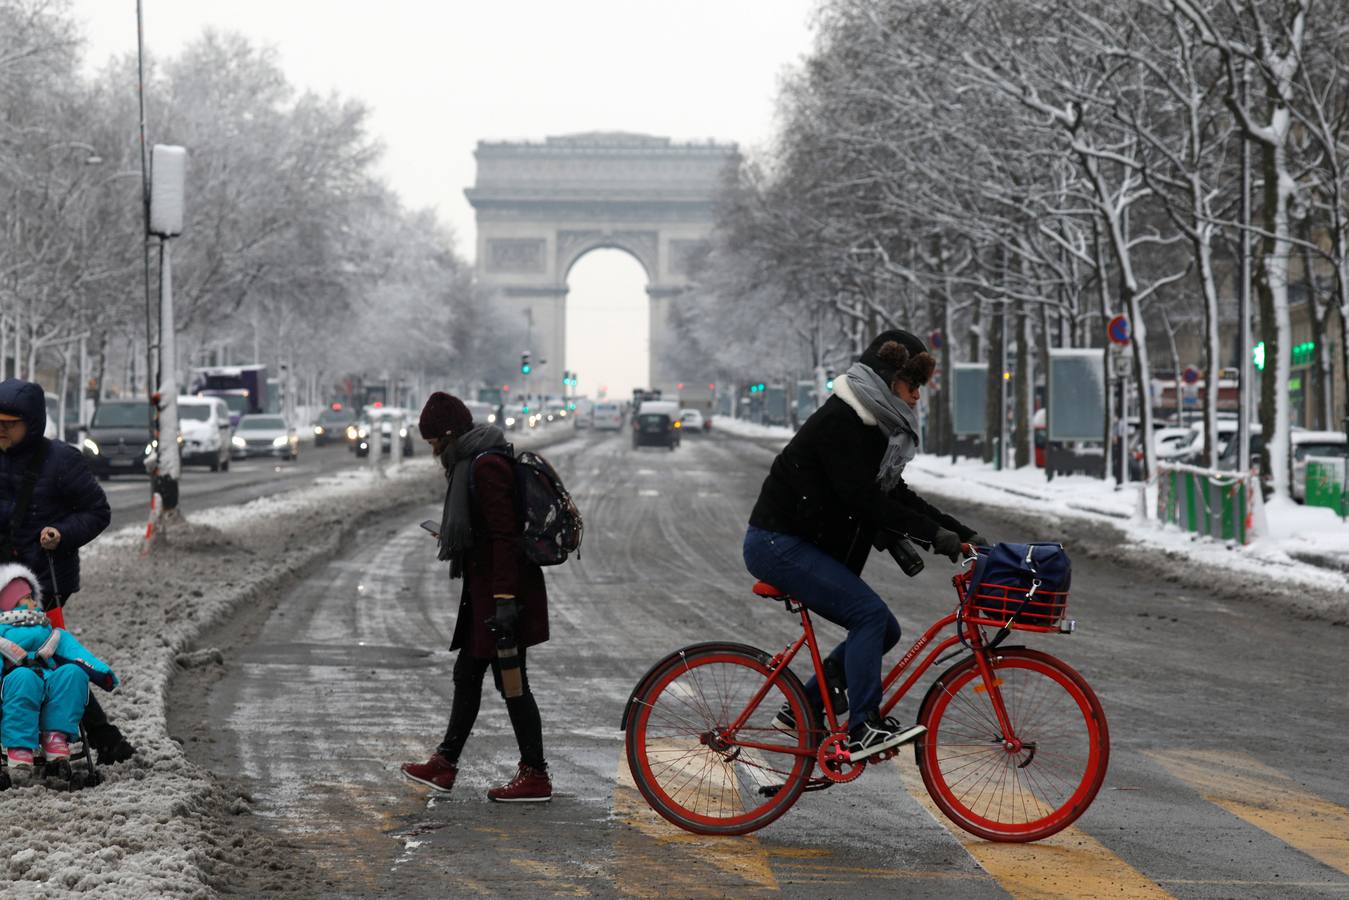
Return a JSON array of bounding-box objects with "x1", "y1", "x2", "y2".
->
[
  {"x1": 929, "y1": 330, "x2": 943, "y2": 351},
  {"x1": 1107, "y1": 315, "x2": 1131, "y2": 346},
  {"x1": 1181, "y1": 366, "x2": 1200, "y2": 385}
]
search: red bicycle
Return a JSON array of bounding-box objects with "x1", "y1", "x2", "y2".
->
[{"x1": 621, "y1": 558, "x2": 1109, "y2": 840}]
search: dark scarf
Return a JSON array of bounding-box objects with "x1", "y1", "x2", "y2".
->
[{"x1": 437, "y1": 424, "x2": 510, "y2": 578}]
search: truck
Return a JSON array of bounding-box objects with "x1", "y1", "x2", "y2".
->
[{"x1": 190, "y1": 365, "x2": 269, "y2": 427}]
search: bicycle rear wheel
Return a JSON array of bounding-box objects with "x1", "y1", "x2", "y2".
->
[
  {"x1": 625, "y1": 644, "x2": 816, "y2": 835},
  {"x1": 915, "y1": 648, "x2": 1109, "y2": 842}
]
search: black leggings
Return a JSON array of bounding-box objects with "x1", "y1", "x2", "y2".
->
[{"x1": 438, "y1": 648, "x2": 546, "y2": 771}]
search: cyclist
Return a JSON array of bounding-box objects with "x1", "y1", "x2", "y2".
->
[{"x1": 743, "y1": 330, "x2": 989, "y2": 760}]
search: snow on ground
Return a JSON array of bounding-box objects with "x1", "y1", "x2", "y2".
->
[
  {"x1": 718, "y1": 421, "x2": 1349, "y2": 615},
  {"x1": 0, "y1": 429, "x2": 570, "y2": 898}
]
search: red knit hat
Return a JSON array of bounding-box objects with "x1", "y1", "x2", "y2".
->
[{"x1": 419, "y1": 391, "x2": 473, "y2": 440}]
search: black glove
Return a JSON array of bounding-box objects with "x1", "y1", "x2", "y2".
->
[
  {"x1": 490, "y1": 595, "x2": 519, "y2": 639},
  {"x1": 968, "y1": 533, "x2": 992, "y2": 548},
  {"x1": 931, "y1": 528, "x2": 964, "y2": 563}
]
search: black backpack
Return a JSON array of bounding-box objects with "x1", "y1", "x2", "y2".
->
[{"x1": 472, "y1": 449, "x2": 583, "y2": 566}]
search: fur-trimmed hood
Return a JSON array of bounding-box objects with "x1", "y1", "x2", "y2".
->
[
  {"x1": 0, "y1": 562, "x2": 42, "y2": 607},
  {"x1": 832, "y1": 376, "x2": 877, "y2": 427}
]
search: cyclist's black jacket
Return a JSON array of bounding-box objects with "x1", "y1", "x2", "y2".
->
[{"x1": 748, "y1": 390, "x2": 974, "y2": 574}]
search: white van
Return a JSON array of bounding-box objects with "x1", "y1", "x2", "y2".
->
[
  {"x1": 592, "y1": 401, "x2": 623, "y2": 431},
  {"x1": 178, "y1": 395, "x2": 232, "y2": 472}
]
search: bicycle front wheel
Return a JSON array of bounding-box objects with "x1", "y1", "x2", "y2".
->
[
  {"x1": 625, "y1": 644, "x2": 816, "y2": 835},
  {"x1": 915, "y1": 648, "x2": 1109, "y2": 842}
]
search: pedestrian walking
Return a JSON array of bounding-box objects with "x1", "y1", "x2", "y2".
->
[
  {"x1": 0, "y1": 378, "x2": 135, "y2": 766},
  {"x1": 400, "y1": 391, "x2": 552, "y2": 802},
  {"x1": 742, "y1": 331, "x2": 990, "y2": 760}
]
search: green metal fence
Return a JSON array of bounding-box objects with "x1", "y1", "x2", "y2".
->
[{"x1": 1156, "y1": 464, "x2": 1255, "y2": 543}]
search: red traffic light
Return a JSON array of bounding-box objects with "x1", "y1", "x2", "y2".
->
[
  {"x1": 372, "y1": 401, "x2": 383, "y2": 408},
  {"x1": 502, "y1": 384, "x2": 510, "y2": 392}
]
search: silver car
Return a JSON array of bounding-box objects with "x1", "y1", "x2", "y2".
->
[{"x1": 231, "y1": 414, "x2": 300, "y2": 461}]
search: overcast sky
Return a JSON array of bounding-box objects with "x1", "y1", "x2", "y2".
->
[{"x1": 72, "y1": 1, "x2": 818, "y2": 398}]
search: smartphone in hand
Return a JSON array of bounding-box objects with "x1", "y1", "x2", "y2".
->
[{"x1": 420, "y1": 520, "x2": 440, "y2": 537}]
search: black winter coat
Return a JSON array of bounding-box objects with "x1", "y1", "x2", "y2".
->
[
  {"x1": 748, "y1": 388, "x2": 974, "y2": 574},
  {"x1": 0, "y1": 379, "x2": 111, "y2": 597}
]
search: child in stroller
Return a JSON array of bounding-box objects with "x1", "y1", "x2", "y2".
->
[{"x1": 0, "y1": 563, "x2": 117, "y2": 789}]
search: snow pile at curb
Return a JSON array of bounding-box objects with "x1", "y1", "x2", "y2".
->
[
  {"x1": 709, "y1": 417, "x2": 795, "y2": 442},
  {"x1": 717, "y1": 426, "x2": 1348, "y2": 610},
  {"x1": 0, "y1": 433, "x2": 572, "y2": 897}
]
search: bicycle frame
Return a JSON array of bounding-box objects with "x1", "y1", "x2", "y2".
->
[{"x1": 720, "y1": 597, "x2": 1020, "y2": 759}]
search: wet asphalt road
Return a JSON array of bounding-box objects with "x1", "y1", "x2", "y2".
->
[{"x1": 179, "y1": 429, "x2": 1349, "y2": 898}]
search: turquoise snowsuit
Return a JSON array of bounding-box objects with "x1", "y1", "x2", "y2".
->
[{"x1": 0, "y1": 615, "x2": 117, "y2": 751}]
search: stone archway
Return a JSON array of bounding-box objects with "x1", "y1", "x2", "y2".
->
[{"x1": 465, "y1": 132, "x2": 738, "y2": 392}]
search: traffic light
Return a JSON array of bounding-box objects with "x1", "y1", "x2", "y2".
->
[
  {"x1": 521, "y1": 352, "x2": 531, "y2": 375},
  {"x1": 825, "y1": 368, "x2": 836, "y2": 391}
]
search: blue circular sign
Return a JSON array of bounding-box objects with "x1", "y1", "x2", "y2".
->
[
  {"x1": 1107, "y1": 315, "x2": 1131, "y2": 346},
  {"x1": 1182, "y1": 366, "x2": 1200, "y2": 385}
]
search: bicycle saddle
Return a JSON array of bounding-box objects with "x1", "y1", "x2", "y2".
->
[{"x1": 751, "y1": 581, "x2": 789, "y2": 599}]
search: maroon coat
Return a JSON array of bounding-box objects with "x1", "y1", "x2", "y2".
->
[{"x1": 449, "y1": 451, "x2": 549, "y2": 659}]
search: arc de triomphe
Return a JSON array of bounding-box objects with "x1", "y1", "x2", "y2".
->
[{"x1": 465, "y1": 132, "x2": 739, "y2": 393}]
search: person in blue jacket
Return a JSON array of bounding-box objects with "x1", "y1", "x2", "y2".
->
[
  {"x1": 0, "y1": 378, "x2": 134, "y2": 765},
  {"x1": 0, "y1": 563, "x2": 118, "y2": 786}
]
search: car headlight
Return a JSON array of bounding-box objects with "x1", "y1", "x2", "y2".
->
[
  {"x1": 399, "y1": 427, "x2": 408, "y2": 438},
  {"x1": 504, "y1": 417, "x2": 515, "y2": 427},
  {"x1": 82, "y1": 438, "x2": 100, "y2": 456},
  {"x1": 674, "y1": 421, "x2": 682, "y2": 429},
  {"x1": 358, "y1": 427, "x2": 369, "y2": 438},
  {"x1": 272, "y1": 436, "x2": 289, "y2": 448},
  {"x1": 314, "y1": 426, "x2": 325, "y2": 436},
  {"x1": 346, "y1": 425, "x2": 358, "y2": 439},
  {"x1": 487, "y1": 413, "x2": 496, "y2": 424},
  {"x1": 232, "y1": 435, "x2": 246, "y2": 449},
  {"x1": 144, "y1": 441, "x2": 155, "y2": 455},
  {"x1": 558, "y1": 410, "x2": 566, "y2": 417}
]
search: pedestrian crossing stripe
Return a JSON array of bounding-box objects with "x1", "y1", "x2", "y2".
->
[
  {"x1": 896, "y1": 759, "x2": 1173, "y2": 898},
  {"x1": 1147, "y1": 749, "x2": 1349, "y2": 878},
  {"x1": 612, "y1": 754, "x2": 779, "y2": 897}
]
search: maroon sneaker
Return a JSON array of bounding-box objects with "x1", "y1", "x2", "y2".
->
[
  {"x1": 401, "y1": 753, "x2": 458, "y2": 793},
  {"x1": 487, "y1": 764, "x2": 552, "y2": 803}
]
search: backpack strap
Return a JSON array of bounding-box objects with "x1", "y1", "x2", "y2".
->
[{"x1": 0, "y1": 439, "x2": 48, "y2": 562}]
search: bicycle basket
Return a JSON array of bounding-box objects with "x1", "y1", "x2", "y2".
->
[{"x1": 954, "y1": 542, "x2": 1071, "y2": 632}]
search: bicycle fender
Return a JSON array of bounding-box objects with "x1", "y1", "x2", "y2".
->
[{"x1": 619, "y1": 641, "x2": 771, "y2": 731}]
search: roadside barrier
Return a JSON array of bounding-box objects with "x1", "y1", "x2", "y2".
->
[
  {"x1": 1156, "y1": 462, "x2": 1264, "y2": 544},
  {"x1": 1304, "y1": 455, "x2": 1348, "y2": 520}
]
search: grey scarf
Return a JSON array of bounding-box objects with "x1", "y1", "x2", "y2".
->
[
  {"x1": 437, "y1": 424, "x2": 511, "y2": 578},
  {"x1": 844, "y1": 361, "x2": 920, "y2": 491}
]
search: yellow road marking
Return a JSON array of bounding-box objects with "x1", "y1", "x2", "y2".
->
[
  {"x1": 612, "y1": 750, "x2": 778, "y2": 897},
  {"x1": 897, "y1": 760, "x2": 1171, "y2": 899},
  {"x1": 1148, "y1": 749, "x2": 1349, "y2": 878}
]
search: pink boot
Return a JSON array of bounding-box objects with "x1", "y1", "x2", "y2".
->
[{"x1": 41, "y1": 732, "x2": 70, "y2": 761}]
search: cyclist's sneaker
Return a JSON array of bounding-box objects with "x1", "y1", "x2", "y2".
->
[
  {"x1": 848, "y1": 715, "x2": 926, "y2": 761},
  {"x1": 771, "y1": 703, "x2": 797, "y2": 735}
]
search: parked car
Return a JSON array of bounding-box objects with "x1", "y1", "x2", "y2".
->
[
  {"x1": 231, "y1": 414, "x2": 299, "y2": 461},
  {"x1": 312, "y1": 406, "x2": 357, "y2": 447},
  {"x1": 592, "y1": 401, "x2": 623, "y2": 431},
  {"x1": 177, "y1": 395, "x2": 231, "y2": 471},
  {"x1": 81, "y1": 399, "x2": 153, "y2": 479},
  {"x1": 633, "y1": 410, "x2": 679, "y2": 451},
  {"x1": 545, "y1": 400, "x2": 572, "y2": 425}
]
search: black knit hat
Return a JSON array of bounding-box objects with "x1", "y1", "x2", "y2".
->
[{"x1": 859, "y1": 330, "x2": 928, "y2": 381}]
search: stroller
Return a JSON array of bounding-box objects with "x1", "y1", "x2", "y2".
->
[{"x1": 0, "y1": 565, "x2": 102, "y2": 792}]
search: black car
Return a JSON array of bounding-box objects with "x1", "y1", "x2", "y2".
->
[
  {"x1": 632, "y1": 411, "x2": 678, "y2": 450},
  {"x1": 81, "y1": 399, "x2": 153, "y2": 478},
  {"x1": 312, "y1": 407, "x2": 356, "y2": 446}
]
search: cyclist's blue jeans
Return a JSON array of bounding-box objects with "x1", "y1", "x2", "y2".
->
[{"x1": 743, "y1": 526, "x2": 901, "y2": 730}]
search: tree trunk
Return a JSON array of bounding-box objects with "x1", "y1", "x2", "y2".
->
[
  {"x1": 1014, "y1": 298, "x2": 1031, "y2": 468},
  {"x1": 983, "y1": 302, "x2": 1004, "y2": 464}
]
